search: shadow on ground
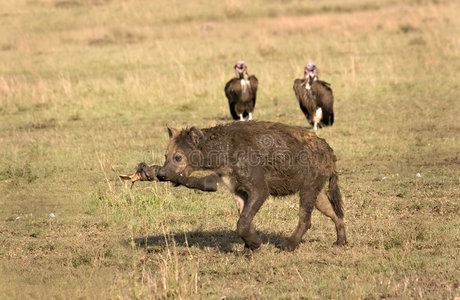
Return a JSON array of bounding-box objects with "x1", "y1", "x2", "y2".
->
[
  {"x1": 128, "y1": 230, "x2": 288, "y2": 253},
  {"x1": 216, "y1": 116, "x2": 234, "y2": 121}
]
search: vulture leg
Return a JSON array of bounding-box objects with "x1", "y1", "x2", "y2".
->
[
  {"x1": 313, "y1": 108, "x2": 322, "y2": 131},
  {"x1": 248, "y1": 112, "x2": 253, "y2": 120},
  {"x1": 239, "y1": 114, "x2": 244, "y2": 121}
]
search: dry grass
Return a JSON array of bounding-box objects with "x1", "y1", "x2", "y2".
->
[{"x1": 1, "y1": 0, "x2": 459, "y2": 299}]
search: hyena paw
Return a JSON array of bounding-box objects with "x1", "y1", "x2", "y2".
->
[
  {"x1": 333, "y1": 239, "x2": 347, "y2": 247},
  {"x1": 279, "y1": 240, "x2": 298, "y2": 252},
  {"x1": 238, "y1": 245, "x2": 260, "y2": 257},
  {"x1": 244, "y1": 242, "x2": 261, "y2": 252}
]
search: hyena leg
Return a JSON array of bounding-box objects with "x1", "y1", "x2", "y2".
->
[
  {"x1": 236, "y1": 188, "x2": 268, "y2": 251},
  {"x1": 315, "y1": 189, "x2": 347, "y2": 245},
  {"x1": 233, "y1": 190, "x2": 247, "y2": 215},
  {"x1": 280, "y1": 188, "x2": 317, "y2": 251}
]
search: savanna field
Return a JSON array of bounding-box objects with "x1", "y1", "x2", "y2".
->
[{"x1": 1, "y1": 0, "x2": 459, "y2": 298}]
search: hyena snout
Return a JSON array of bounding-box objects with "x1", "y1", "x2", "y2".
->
[
  {"x1": 156, "y1": 167, "x2": 168, "y2": 181},
  {"x1": 156, "y1": 163, "x2": 186, "y2": 182}
]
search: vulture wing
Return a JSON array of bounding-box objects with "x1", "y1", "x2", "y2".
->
[
  {"x1": 312, "y1": 80, "x2": 334, "y2": 125},
  {"x1": 224, "y1": 78, "x2": 242, "y2": 120},
  {"x1": 293, "y1": 78, "x2": 313, "y2": 119},
  {"x1": 248, "y1": 75, "x2": 258, "y2": 107}
]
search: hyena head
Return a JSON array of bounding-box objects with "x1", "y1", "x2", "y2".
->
[{"x1": 158, "y1": 126, "x2": 204, "y2": 179}]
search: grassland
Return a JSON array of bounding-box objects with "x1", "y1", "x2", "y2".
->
[{"x1": 1, "y1": 0, "x2": 459, "y2": 298}]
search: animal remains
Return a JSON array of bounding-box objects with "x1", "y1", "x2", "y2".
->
[
  {"x1": 293, "y1": 62, "x2": 335, "y2": 130},
  {"x1": 224, "y1": 60, "x2": 258, "y2": 121},
  {"x1": 157, "y1": 121, "x2": 347, "y2": 251},
  {"x1": 120, "y1": 162, "x2": 218, "y2": 192}
]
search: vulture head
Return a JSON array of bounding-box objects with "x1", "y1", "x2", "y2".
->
[
  {"x1": 234, "y1": 60, "x2": 247, "y2": 79},
  {"x1": 304, "y1": 62, "x2": 318, "y2": 80}
]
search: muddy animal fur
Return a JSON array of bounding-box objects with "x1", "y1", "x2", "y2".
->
[{"x1": 158, "y1": 121, "x2": 347, "y2": 251}]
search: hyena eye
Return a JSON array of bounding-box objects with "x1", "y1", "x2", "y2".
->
[{"x1": 174, "y1": 155, "x2": 182, "y2": 162}]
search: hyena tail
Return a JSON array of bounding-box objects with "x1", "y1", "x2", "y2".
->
[{"x1": 328, "y1": 171, "x2": 344, "y2": 219}]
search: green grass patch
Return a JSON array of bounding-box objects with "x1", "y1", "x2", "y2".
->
[{"x1": 1, "y1": 0, "x2": 459, "y2": 298}]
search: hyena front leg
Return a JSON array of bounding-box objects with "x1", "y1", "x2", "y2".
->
[
  {"x1": 235, "y1": 169, "x2": 269, "y2": 251},
  {"x1": 236, "y1": 188, "x2": 268, "y2": 250}
]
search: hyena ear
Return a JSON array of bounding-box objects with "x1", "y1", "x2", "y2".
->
[
  {"x1": 188, "y1": 127, "x2": 204, "y2": 146},
  {"x1": 167, "y1": 126, "x2": 179, "y2": 139}
]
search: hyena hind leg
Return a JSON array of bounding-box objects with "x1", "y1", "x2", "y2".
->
[
  {"x1": 315, "y1": 189, "x2": 347, "y2": 246},
  {"x1": 280, "y1": 189, "x2": 316, "y2": 251}
]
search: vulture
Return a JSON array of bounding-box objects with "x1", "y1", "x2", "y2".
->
[
  {"x1": 293, "y1": 62, "x2": 334, "y2": 130},
  {"x1": 224, "y1": 60, "x2": 258, "y2": 121}
]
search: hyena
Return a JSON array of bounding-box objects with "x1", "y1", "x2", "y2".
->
[{"x1": 157, "y1": 121, "x2": 347, "y2": 251}]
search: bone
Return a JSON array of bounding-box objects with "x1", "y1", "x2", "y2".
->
[{"x1": 119, "y1": 173, "x2": 141, "y2": 181}]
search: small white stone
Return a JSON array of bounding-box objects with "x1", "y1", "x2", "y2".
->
[
  {"x1": 49, "y1": 213, "x2": 56, "y2": 218},
  {"x1": 289, "y1": 204, "x2": 295, "y2": 209},
  {"x1": 416, "y1": 173, "x2": 422, "y2": 178},
  {"x1": 15, "y1": 216, "x2": 22, "y2": 220},
  {"x1": 381, "y1": 176, "x2": 388, "y2": 180}
]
